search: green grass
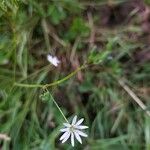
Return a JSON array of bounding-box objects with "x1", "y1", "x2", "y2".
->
[{"x1": 0, "y1": 0, "x2": 150, "y2": 149}]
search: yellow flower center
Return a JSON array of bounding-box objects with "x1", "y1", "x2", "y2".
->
[{"x1": 70, "y1": 125, "x2": 74, "y2": 132}]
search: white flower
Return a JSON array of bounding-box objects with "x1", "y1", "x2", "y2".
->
[
  {"x1": 0, "y1": 133, "x2": 11, "y2": 141},
  {"x1": 59, "y1": 115, "x2": 88, "y2": 147},
  {"x1": 47, "y1": 54, "x2": 60, "y2": 67}
]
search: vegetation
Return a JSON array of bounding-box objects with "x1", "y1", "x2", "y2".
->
[{"x1": 0, "y1": 0, "x2": 150, "y2": 149}]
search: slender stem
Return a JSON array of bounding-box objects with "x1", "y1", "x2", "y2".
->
[
  {"x1": 14, "y1": 82, "x2": 43, "y2": 88},
  {"x1": 50, "y1": 93, "x2": 68, "y2": 123},
  {"x1": 118, "y1": 79, "x2": 150, "y2": 117},
  {"x1": 14, "y1": 64, "x2": 86, "y2": 122},
  {"x1": 43, "y1": 65, "x2": 85, "y2": 88},
  {"x1": 14, "y1": 65, "x2": 85, "y2": 88}
]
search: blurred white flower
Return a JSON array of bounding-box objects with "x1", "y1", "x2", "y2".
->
[
  {"x1": 47, "y1": 54, "x2": 60, "y2": 67},
  {"x1": 60, "y1": 115, "x2": 88, "y2": 147},
  {"x1": 0, "y1": 133, "x2": 11, "y2": 141}
]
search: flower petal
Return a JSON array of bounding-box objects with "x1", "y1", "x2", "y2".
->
[
  {"x1": 75, "y1": 125, "x2": 88, "y2": 130},
  {"x1": 47, "y1": 54, "x2": 60, "y2": 67},
  {"x1": 72, "y1": 115, "x2": 77, "y2": 125},
  {"x1": 75, "y1": 130, "x2": 88, "y2": 137},
  {"x1": 63, "y1": 123, "x2": 71, "y2": 127},
  {"x1": 60, "y1": 128, "x2": 69, "y2": 132},
  {"x1": 71, "y1": 133, "x2": 75, "y2": 147},
  {"x1": 75, "y1": 118, "x2": 84, "y2": 126},
  {"x1": 74, "y1": 131, "x2": 82, "y2": 144},
  {"x1": 60, "y1": 131, "x2": 70, "y2": 141},
  {"x1": 61, "y1": 132, "x2": 71, "y2": 143}
]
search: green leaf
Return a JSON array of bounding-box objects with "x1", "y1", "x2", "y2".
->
[
  {"x1": 40, "y1": 91, "x2": 51, "y2": 102},
  {"x1": 48, "y1": 5, "x2": 66, "y2": 25},
  {"x1": 66, "y1": 17, "x2": 89, "y2": 40}
]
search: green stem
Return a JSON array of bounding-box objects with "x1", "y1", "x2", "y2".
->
[
  {"x1": 14, "y1": 82, "x2": 43, "y2": 88},
  {"x1": 14, "y1": 64, "x2": 86, "y2": 123},
  {"x1": 50, "y1": 93, "x2": 68, "y2": 123},
  {"x1": 14, "y1": 65, "x2": 85, "y2": 88}
]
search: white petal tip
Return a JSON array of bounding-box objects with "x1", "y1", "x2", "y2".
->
[{"x1": 47, "y1": 54, "x2": 60, "y2": 67}]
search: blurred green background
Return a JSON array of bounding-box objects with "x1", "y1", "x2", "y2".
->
[{"x1": 0, "y1": 0, "x2": 150, "y2": 149}]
